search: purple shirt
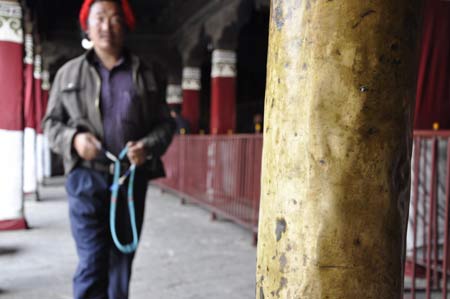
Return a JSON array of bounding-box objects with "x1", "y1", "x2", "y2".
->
[{"x1": 95, "y1": 56, "x2": 138, "y2": 156}]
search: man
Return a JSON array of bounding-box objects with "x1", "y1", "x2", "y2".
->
[
  {"x1": 43, "y1": 0, "x2": 175, "y2": 298},
  {"x1": 170, "y1": 106, "x2": 190, "y2": 134}
]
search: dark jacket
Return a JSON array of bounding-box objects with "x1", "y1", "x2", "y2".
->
[{"x1": 43, "y1": 50, "x2": 175, "y2": 179}]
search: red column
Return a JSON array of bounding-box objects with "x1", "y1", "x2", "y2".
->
[
  {"x1": 166, "y1": 84, "x2": 182, "y2": 108},
  {"x1": 41, "y1": 69, "x2": 51, "y2": 179},
  {"x1": 0, "y1": 1, "x2": 27, "y2": 230},
  {"x1": 166, "y1": 84, "x2": 183, "y2": 133},
  {"x1": 23, "y1": 33, "x2": 37, "y2": 194},
  {"x1": 182, "y1": 67, "x2": 201, "y2": 134},
  {"x1": 34, "y1": 54, "x2": 45, "y2": 185},
  {"x1": 210, "y1": 49, "x2": 236, "y2": 135}
]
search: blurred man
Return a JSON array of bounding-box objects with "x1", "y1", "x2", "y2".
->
[
  {"x1": 170, "y1": 106, "x2": 190, "y2": 134},
  {"x1": 43, "y1": 0, "x2": 175, "y2": 298}
]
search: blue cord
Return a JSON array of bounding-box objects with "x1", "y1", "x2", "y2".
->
[{"x1": 109, "y1": 147, "x2": 139, "y2": 254}]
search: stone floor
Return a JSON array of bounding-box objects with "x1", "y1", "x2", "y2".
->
[
  {"x1": 1, "y1": 178, "x2": 448, "y2": 299},
  {"x1": 0, "y1": 178, "x2": 256, "y2": 299}
]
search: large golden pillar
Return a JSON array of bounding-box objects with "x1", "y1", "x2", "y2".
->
[{"x1": 256, "y1": 1, "x2": 422, "y2": 298}]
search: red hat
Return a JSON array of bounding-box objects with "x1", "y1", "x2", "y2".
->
[{"x1": 79, "y1": 0, "x2": 136, "y2": 31}]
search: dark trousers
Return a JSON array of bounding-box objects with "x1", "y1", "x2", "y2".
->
[{"x1": 66, "y1": 167, "x2": 148, "y2": 299}]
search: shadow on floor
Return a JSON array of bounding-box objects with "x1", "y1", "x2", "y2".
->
[
  {"x1": 0, "y1": 246, "x2": 21, "y2": 256},
  {"x1": 41, "y1": 177, "x2": 66, "y2": 187}
]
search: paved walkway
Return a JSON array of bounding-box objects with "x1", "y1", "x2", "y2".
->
[{"x1": 0, "y1": 178, "x2": 256, "y2": 299}]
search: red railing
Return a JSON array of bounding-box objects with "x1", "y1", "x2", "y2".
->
[
  {"x1": 156, "y1": 132, "x2": 450, "y2": 295},
  {"x1": 406, "y1": 130, "x2": 450, "y2": 299},
  {"x1": 153, "y1": 134, "x2": 263, "y2": 242}
]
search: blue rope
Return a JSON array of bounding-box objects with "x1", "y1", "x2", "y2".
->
[{"x1": 109, "y1": 147, "x2": 139, "y2": 254}]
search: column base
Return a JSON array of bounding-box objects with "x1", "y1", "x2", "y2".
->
[{"x1": 0, "y1": 218, "x2": 28, "y2": 231}]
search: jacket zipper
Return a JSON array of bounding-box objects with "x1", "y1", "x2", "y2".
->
[
  {"x1": 92, "y1": 68, "x2": 102, "y2": 119},
  {"x1": 89, "y1": 65, "x2": 104, "y2": 140}
]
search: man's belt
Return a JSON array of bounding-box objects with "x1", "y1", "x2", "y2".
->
[{"x1": 80, "y1": 160, "x2": 130, "y2": 175}]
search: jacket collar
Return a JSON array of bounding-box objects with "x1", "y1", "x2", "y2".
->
[{"x1": 84, "y1": 48, "x2": 140, "y2": 72}]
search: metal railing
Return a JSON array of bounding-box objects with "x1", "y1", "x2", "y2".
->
[
  {"x1": 156, "y1": 131, "x2": 450, "y2": 296},
  {"x1": 153, "y1": 134, "x2": 263, "y2": 243},
  {"x1": 406, "y1": 130, "x2": 450, "y2": 299}
]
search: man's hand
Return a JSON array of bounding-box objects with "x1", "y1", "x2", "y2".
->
[
  {"x1": 126, "y1": 141, "x2": 148, "y2": 166},
  {"x1": 73, "y1": 132, "x2": 101, "y2": 161}
]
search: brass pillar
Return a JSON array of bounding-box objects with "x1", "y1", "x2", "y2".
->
[{"x1": 256, "y1": 0, "x2": 422, "y2": 298}]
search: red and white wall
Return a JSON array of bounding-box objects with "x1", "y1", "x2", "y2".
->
[{"x1": 0, "y1": 0, "x2": 27, "y2": 230}]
